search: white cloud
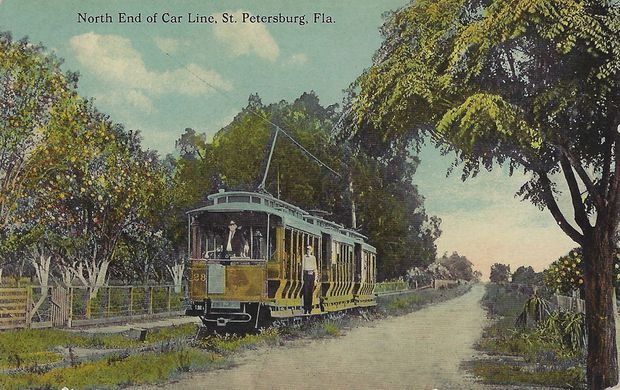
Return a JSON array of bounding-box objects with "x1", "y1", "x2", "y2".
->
[
  {"x1": 153, "y1": 37, "x2": 181, "y2": 54},
  {"x1": 138, "y1": 125, "x2": 181, "y2": 154},
  {"x1": 97, "y1": 90, "x2": 155, "y2": 114},
  {"x1": 69, "y1": 32, "x2": 232, "y2": 106},
  {"x1": 213, "y1": 10, "x2": 280, "y2": 61},
  {"x1": 287, "y1": 53, "x2": 308, "y2": 65}
]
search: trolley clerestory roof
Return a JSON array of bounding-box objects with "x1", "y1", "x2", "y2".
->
[{"x1": 187, "y1": 191, "x2": 376, "y2": 252}]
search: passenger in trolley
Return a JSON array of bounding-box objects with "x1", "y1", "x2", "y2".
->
[{"x1": 219, "y1": 220, "x2": 248, "y2": 258}]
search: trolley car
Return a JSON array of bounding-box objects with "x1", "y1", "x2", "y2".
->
[{"x1": 185, "y1": 190, "x2": 377, "y2": 332}]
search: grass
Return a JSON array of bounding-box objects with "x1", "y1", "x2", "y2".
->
[
  {"x1": 0, "y1": 321, "x2": 245, "y2": 390},
  {"x1": 0, "y1": 329, "x2": 141, "y2": 369},
  {"x1": 321, "y1": 320, "x2": 342, "y2": 337},
  {"x1": 143, "y1": 323, "x2": 198, "y2": 343},
  {"x1": 196, "y1": 327, "x2": 281, "y2": 354},
  {"x1": 472, "y1": 362, "x2": 585, "y2": 389},
  {"x1": 472, "y1": 283, "x2": 586, "y2": 389},
  {"x1": 377, "y1": 284, "x2": 472, "y2": 316},
  {"x1": 0, "y1": 347, "x2": 223, "y2": 390},
  {"x1": 0, "y1": 323, "x2": 200, "y2": 370}
]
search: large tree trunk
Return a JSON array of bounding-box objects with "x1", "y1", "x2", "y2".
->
[{"x1": 583, "y1": 220, "x2": 618, "y2": 390}]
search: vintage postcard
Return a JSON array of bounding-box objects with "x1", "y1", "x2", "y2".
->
[{"x1": 0, "y1": 0, "x2": 617, "y2": 389}]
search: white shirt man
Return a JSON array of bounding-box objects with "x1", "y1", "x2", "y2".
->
[
  {"x1": 303, "y1": 246, "x2": 317, "y2": 271},
  {"x1": 302, "y1": 245, "x2": 317, "y2": 314}
]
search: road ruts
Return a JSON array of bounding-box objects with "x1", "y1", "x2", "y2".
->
[{"x1": 134, "y1": 284, "x2": 488, "y2": 390}]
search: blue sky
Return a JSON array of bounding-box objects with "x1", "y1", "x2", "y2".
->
[{"x1": 0, "y1": 0, "x2": 575, "y2": 277}]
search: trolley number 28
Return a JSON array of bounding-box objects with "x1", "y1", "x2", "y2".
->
[{"x1": 191, "y1": 273, "x2": 206, "y2": 282}]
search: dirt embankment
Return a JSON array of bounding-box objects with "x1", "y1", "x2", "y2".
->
[{"x1": 134, "y1": 285, "x2": 489, "y2": 390}]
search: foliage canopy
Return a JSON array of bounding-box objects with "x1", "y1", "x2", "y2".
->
[{"x1": 348, "y1": 0, "x2": 619, "y2": 386}]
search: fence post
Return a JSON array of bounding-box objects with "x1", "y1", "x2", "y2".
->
[
  {"x1": 149, "y1": 286, "x2": 153, "y2": 315},
  {"x1": 107, "y1": 287, "x2": 111, "y2": 317},
  {"x1": 167, "y1": 286, "x2": 171, "y2": 312},
  {"x1": 129, "y1": 286, "x2": 133, "y2": 317},
  {"x1": 86, "y1": 291, "x2": 91, "y2": 320},
  {"x1": 26, "y1": 286, "x2": 32, "y2": 329},
  {"x1": 68, "y1": 287, "x2": 73, "y2": 328}
]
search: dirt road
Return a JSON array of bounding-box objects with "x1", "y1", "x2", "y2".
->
[{"x1": 135, "y1": 284, "x2": 488, "y2": 390}]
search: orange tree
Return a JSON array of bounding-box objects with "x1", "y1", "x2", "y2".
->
[
  {"x1": 348, "y1": 0, "x2": 620, "y2": 387},
  {"x1": 21, "y1": 99, "x2": 166, "y2": 297},
  {"x1": 545, "y1": 249, "x2": 620, "y2": 295},
  {"x1": 0, "y1": 32, "x2": 78, "y2": 265}
]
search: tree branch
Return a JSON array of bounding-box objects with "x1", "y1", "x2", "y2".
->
[
  {"x1": 539, "y1": 172, "x2": 584, "y2": 245},
  {"x1": 558, "y1": 145, "x2": 604, "y2": 208},
  {"x1": 559, "y1": 155, "x2": 592, "y2": 233}
]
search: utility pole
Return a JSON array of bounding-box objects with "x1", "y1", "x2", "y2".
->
[{"x1": 349, "y1": 174, "x2": 357, "y2": 229}]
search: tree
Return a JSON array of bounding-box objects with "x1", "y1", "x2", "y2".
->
[
  {"x1": 208, "y1": 92, "x2": 343, "y2": 210},
  {"x1": 0, "y1": 33, "x2": 77, "y2": 227},
  {"x1": 544, "y1": 249, "x2": 585, "y2": 295},
  {"x1": 348, "y1": 1, "x2": 620, "y2": 387},
  {"x1": 426, "y1": 261, "x2": 453, "y2": 280},
  {"x1": 0, "y1": 32, "x2": 77, "y2": 262},
  {"x1": 1, "y1": 33, "x2": 182, "y2": 292},
  {"x1": 175, "y1": 92, "x2": 440, "y2": 279},
  {"x1": 438, "y1": 251, "x2": 476, "y2": 281},
  {"x1": 544, "y1": 248, "x2": 620, "y2": 295},
  {"x1": 512, "y1": 265, "x2": 543, "y2": 286},
  {"x1": 352, "y1": 149, "x2": 441, "y2": 279},
  {"x1": 490, "y1": 263, "x2": 511, "y2": 284},
  {"x1": 21, "y1": 99, "x2": 164, "y2": 298}
]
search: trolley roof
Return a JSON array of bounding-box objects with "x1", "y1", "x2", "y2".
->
[{"x1": 187, "y1": 191, "x2": 376, "y2": 252}]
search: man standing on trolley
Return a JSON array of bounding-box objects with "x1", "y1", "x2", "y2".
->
[{"x1": 302, "y1": 245, "x2": 317, "y2": 314}]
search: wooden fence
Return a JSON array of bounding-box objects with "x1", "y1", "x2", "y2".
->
[
  {"x1": 554, "y1": 294, "x2": 585, "y2": 314},
  {"x1": 433, "y1": 279, "x2": 460, "y2": 289},
  {"x1": 0, "y1": 288, "x2": 30, "y2": 330},
  {"x1": 0, "y1": 284, "x2": 187, "y2": 330}
]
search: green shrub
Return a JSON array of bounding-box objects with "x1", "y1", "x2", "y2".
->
[
  {"x1": 144, "y1": 323, "x2": 198, "y2": 343},
  {"x1": 474, "y1": 284, "x2": 586, "y2": 389},
  {"x1": 321, "y1": 320, "x2": 341, "y2": 336},
  {"x1": 481, "y1": 284, "x2": 529, "y2": 318},
  {"x1": 197, "y1": 327, "x2": 280, "y2": 353}
]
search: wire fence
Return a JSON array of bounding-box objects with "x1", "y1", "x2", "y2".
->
[
  {"x1": 374, "y1": 280, "x2": 441, "y2": 295},
  {"x1": 0, "y1": 284, "x2": 187, "y2": 330},
  {"x1": 374, "y1": 281, "x2": 410, "y2": 294}
]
